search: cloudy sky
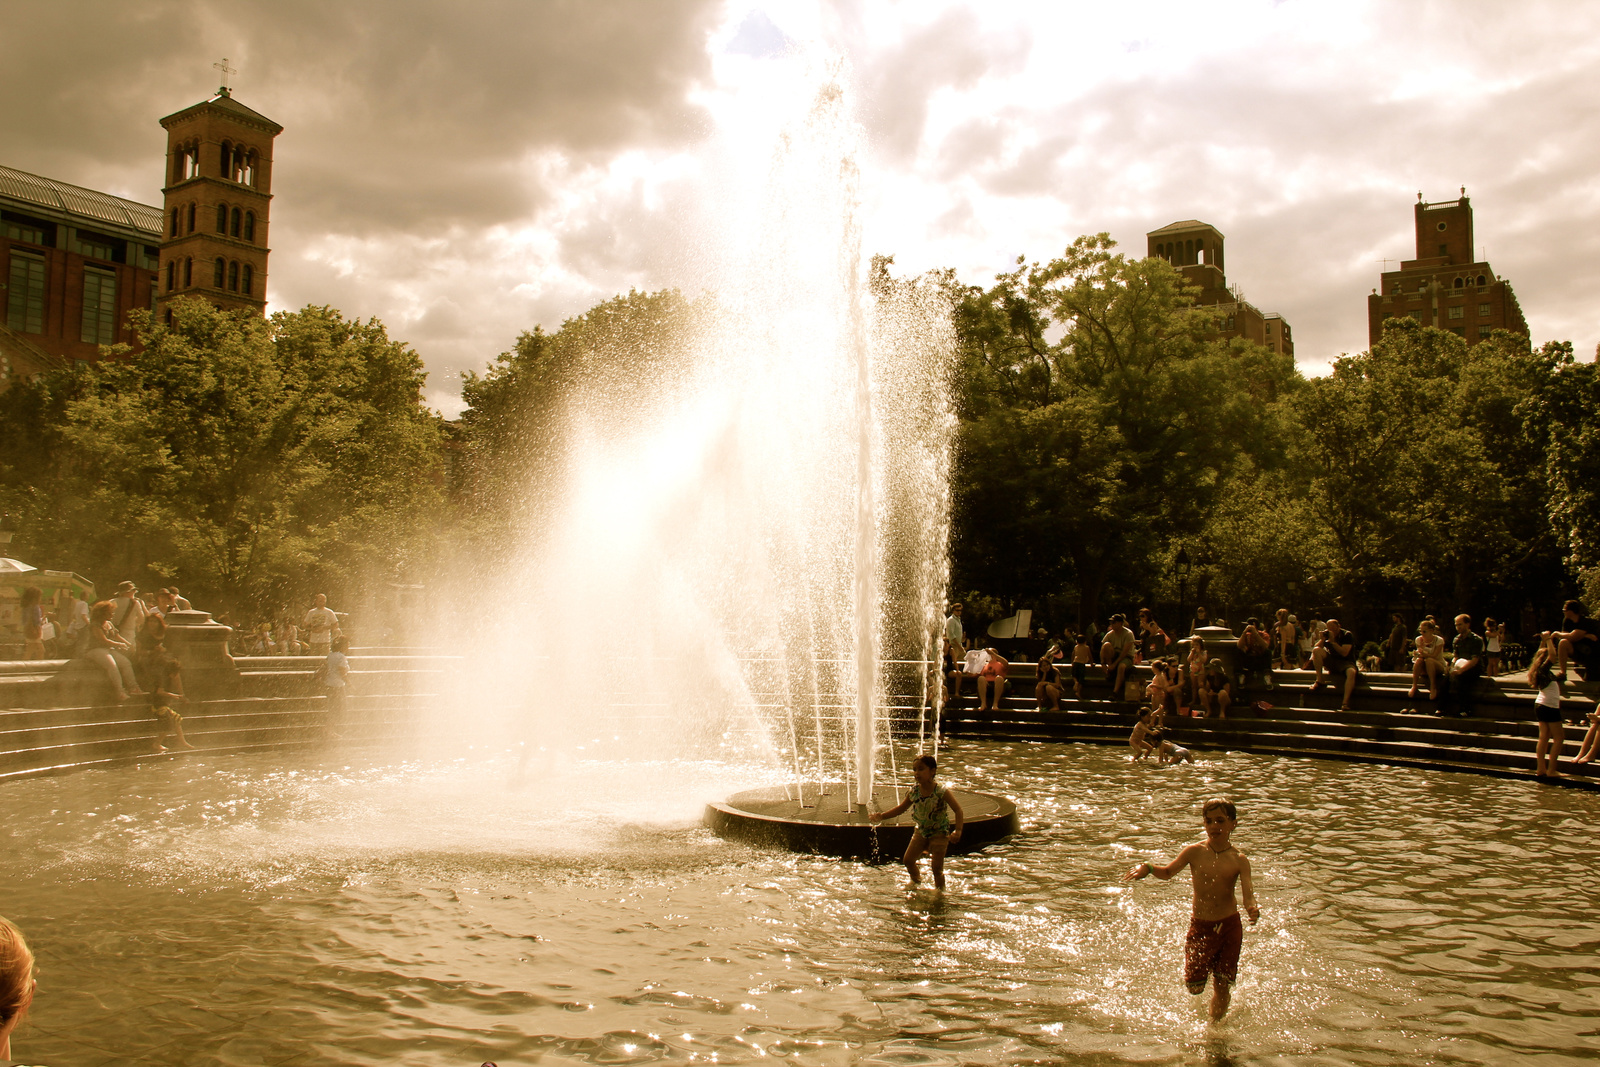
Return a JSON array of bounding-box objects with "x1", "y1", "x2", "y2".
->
[{"x1": 6, "y1": 1, "x2": 1597, "y2": 413}]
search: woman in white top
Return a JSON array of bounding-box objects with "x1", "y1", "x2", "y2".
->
[
  {"x1": 1529, "y1": 634, "x2": 1565, "y2": 777},
  {"x1": 1409, "y1": 618, "x2": 1447, "y2": 701}
]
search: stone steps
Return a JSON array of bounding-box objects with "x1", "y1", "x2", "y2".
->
[
  {"x1": 948, "y1": 697, "x2": 1600, "y2": 790},
  {"x1": 0, "y1": 691, "x2": 430, "y2": 780}
]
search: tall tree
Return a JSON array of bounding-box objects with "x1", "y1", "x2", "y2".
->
[
  {"x1": 1292, "y1": 318, "x2": 1561, "y2": 619},
  {"x1": 0, "y1": 298, "x2": 444, "y2": 615},
  {"x1": 950, "y1": 235, "x2": 1300, "y2": 623}
]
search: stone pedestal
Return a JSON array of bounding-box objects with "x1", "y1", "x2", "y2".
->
[
  {"x1": 1188, "y1": 624, "x2": 1241, "y2": 680},
  {"x1": 162, "y1": 609, "x2": 240, "y2": 700}
]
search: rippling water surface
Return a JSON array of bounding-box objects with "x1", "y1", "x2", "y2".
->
[{"x1": 3, "y1": 742, "x2": 1598, "y2": 1066}]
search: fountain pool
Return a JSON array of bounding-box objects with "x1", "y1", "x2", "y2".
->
[{"x1": 5, "y1": 740, "x2": 1599, "y2": 1066}]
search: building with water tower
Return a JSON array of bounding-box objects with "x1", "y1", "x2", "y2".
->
[{"x1": 1145, "y1": 219, "x2": 1294, "y2": 357}]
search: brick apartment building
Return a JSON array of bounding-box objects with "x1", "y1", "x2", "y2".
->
[
  {"x1": 1367, "y1": 192, "x2": 1527, "y2": 347},
  {"x1": 0, "y1": 86, "x2": 279, "y2": 386},
  {"x1": 1146, "y1": 220, "x2": 1293, "y2": 357}
]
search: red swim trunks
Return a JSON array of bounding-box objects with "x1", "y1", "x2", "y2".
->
[{"x1": 1184, "y1": 912, "x2": 1243, "y2": 986}]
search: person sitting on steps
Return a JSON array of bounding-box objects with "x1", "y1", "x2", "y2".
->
[
  {"x1": 1201, "y1": 658, "x2": 1232, "y2": 719},
  {"x1": 1571, "y1": 699, "x2": 1600, "y2": 766},
  {"x1": 1034, "y1": 654, "x2": 1062, "y2": 711},
  {"x1": 1408, "y1": 618, "x2": 1447, "y2": 702},
  {"x1": 1437, "y1": 614, "x2": 1483, "y2": 719},
  {"x1": 1551, "y1": 599, "x2": 1598, "y2": 682},
  {"x1": 976, "y1": 648, "x2": 1009, "y2": 714},
  {"x1": 1102, "y1": 615, "x2": 1136, "y2": 702},
  {"x1": 1311, "y1": 618, "x2": 1359, "y2": 711}
]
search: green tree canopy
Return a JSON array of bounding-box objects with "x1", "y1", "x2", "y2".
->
[
  {"x1": 949, "y1": 234, "x2": 1301, "y2": 623},
  {"x1": 1290, "y1": 318, "x2": 1562, "y2": 618},
  {"x1": 0, "y1": 298, "x2": 443, "y2": 616}
]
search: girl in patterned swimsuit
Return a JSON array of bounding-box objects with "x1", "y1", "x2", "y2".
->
[{"x1": 870, "y1": 754, "x2": 966, "y2": 890}]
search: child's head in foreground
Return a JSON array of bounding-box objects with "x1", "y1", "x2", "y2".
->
[
  {"x1": 1201, "y1": 797, "x2": 1237, "y2": 823},
  {"x1": 0, "y1": 915, "x2": 34, "y2": 1038},
  {"x1": 913, "y1": 754, "x2": 937, "y2": 775}
]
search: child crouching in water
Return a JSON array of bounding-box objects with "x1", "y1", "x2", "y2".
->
[
  {"x1": 1127, "y1": 797, "x2": 1260, "y2": 1020},
  {"x1": 870, "y1": 754, "x2": 965, "y2": 890}
]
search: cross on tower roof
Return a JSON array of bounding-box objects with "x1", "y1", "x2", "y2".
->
[{"x1": 214, "y1": 57, "x2": 237, "y2": 96}]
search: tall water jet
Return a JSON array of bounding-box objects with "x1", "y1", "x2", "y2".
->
[{"x1": 451, "y1": 65, "x2": 1015, "y2": 853}]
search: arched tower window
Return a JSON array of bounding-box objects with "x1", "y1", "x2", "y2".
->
[
  {"x1": 230, "y1": 208, "x2": 241, "y2": 238},
  {"x1": 228, "y1": 261, "x2": 239, "y2": 292},
  {"x1": 213, "y1": 257, "x2": 226, "y2": 288},
  {"x1": 216, "y1": 203, "x2": 229, "y2": 233},
  {"x1": 1185, "y1": 239, "x2": 1194, "y2": 264},
  {"x1": 183, "y1": 257, "x2": 192, "y2": 287},
  {"x1": 166, "y1": 261, "x2": 175, "y2": 292},
  {"x1": 243, "y1": 212, "x2": 255, "y2": 242},
  {"x1": 242, "y1": 151, "x2": 258, "y2": 188},
  {"x1": 1196, "y1": 238, "x2": 1206, "y2": 264},
  {"x1": 187, "y1": 202, "x2": 196, "y2": 233},
  {"x1": 1477, "y1": 274, "x2": 1487, "y2": 286},
  {"x1": 169, "y1": 208, "x2": 179, "y2": 236},
  {"x1": 242, "y1": 264, "x2": 253, "y2": 295},
  {"x1": 219, "y1": 141, "x2": 232, "y2": 177}
]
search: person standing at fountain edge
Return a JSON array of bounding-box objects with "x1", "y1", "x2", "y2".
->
[
  {"x1": 303, "y1": 593, "x2": 339, "y2": 657},
  {"x1": 1127, "y1": 798, "x2": 1259, "y2": 1021},
  {"x1": 943, "y1": 604, "x2": 967, "y2": 702},
  {"x1": 869, "y1": 754, "x2": 965, "y2": 891}
]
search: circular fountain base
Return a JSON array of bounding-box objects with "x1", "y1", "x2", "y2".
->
[{"x1": 706, "y1": 785, "x2": 1019, "y2": 860}]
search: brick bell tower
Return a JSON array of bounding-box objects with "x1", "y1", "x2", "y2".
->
[{"x1": 156, "y1": 66, "x2": 282, "y2": 319}]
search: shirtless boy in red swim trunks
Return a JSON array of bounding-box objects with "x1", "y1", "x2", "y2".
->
[{"x1": 1126, "y1": 797, "x2": 1260, "y2": 1020}]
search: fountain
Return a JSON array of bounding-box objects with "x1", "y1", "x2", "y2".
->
[
  {"x1": 462, "y1": 69, "x2": 1017, "y2": 856},
  {"x1": 5, "y1": 63, "x2": 1599, "y2": 1067}
]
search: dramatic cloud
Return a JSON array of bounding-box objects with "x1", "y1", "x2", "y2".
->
[
  {"x1": 843, "y1": 1, "x2": 1600, "y2": 370},
  {"x1": 3, "y1": 0, "x2": 1596, "y2": 412}
]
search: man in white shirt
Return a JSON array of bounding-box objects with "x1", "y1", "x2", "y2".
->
[
  {"x1": 111, "y1": 581, "x2": 147, "y2": 645},
  {"x1": 303, "y1": 593, "x2": 340, "y2": 656}
]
